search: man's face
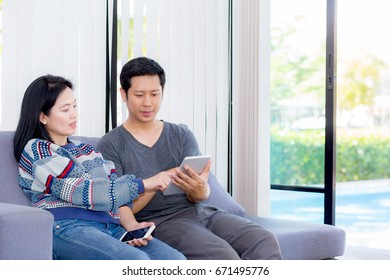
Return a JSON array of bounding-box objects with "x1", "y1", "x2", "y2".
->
[{"x1": 121, "y1": 75, "x2": 163, "y2": 124}]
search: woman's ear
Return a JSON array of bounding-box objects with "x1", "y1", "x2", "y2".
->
[{"x1": 39, "y1": 112, "x2": 47, "y2": 125}]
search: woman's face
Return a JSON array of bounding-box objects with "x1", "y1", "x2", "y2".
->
[{"x1": 39, "y1": 87, "x2": 78, "y2": 146}]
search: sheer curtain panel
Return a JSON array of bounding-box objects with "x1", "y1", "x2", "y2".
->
[
  {"x1": 117, "y1": 0, "x2": 230, "y2": 184},
  {"x1": 1, "y1": 0, "x2": 106, "y2": 137},
  {"x1": 232, "y1": 0, "x2": 271, "y2": 215}
]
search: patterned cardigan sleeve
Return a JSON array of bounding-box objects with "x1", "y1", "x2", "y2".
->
[{"x1": 18, "y1": 139, "x2": 141, "y2": 212}]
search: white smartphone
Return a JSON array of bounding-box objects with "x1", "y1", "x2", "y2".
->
[
  {"x1": 163, "y1": 155, "x2": 211, "y2": 196},
  {"x1": 119, "y1": 225, "x2": 156, "y2": 242}
]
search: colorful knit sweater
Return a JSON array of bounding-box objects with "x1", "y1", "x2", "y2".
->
[{"x1": 18, "y1": 138, "x2": 143, "y2": 220}]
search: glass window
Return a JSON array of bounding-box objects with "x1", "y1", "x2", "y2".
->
[
  {"x1": 270, "y1": 0, "x2": 390, "y2": 251},
  {"x1": 271, "y1": 190, "x2": 324, "y2": 223},
  {"x1": 270, "y1": 0, "x2": 326, "y2": 223},
  {"x1": 336, "y1": 0, "x2": 390, "y2": 250}
]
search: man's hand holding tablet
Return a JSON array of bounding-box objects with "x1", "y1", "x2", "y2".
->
[{"x1": 163, "y1": 155, "x2": 212, "y2": 196}]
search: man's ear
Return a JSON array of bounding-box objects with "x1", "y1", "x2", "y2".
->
[
  {"x1": 39, "y1": 112, "x2": 48, "y2": 125},
  {"x1": 120, "y1": 88, "x2": 127, "y2": 102}
]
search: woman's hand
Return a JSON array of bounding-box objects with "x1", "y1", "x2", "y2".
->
[
  {"x1": 142, "y1": 170, "x2": 175, "y2": 192},
  {"x1": 125, "y1": 222, "x2": 154, "y2": 247}
]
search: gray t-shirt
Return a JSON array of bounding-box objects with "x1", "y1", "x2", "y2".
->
[{"x1": 97, "y1": 121, "x2": 202, "y2": 223}]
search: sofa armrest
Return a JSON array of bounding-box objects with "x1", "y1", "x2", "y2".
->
[{"x1": 0, "y1": 203, "x2": 54, "y2": 260}]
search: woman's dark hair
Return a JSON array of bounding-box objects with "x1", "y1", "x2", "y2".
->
[
  {"x1": 13, "y1": 74, "x2": 73, "y2": 161},
  {"x1": 119, "y1": 57, "x2": 166, "y2": 95}
]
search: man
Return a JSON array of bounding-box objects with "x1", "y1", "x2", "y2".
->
[{"x1": 97, "y1": 57, "x2": 282, "y2": 260}]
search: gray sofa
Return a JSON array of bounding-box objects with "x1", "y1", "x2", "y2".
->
[{"x1": 0, "y1": 130, "x2": 345, "y2": 260}]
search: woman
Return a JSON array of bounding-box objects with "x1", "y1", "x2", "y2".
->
[{"x1": 13, "y1": 74, "x2": 185, "y2": 260}]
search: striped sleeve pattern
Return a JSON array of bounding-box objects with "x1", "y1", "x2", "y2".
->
[{"x1": 18, "y1": 139, "x2": 140, "y2": 212}]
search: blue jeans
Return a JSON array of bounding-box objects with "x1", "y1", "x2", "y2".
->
[{"x1": 52, "y1": 219, "x2": 186, "y2": 260}]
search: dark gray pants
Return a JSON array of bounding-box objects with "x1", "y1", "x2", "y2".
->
[{"x1": 153, "y1": 205, "x2": 282, "y2": 260}]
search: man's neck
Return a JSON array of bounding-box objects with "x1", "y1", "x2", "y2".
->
[
  {"x1": 123, "y1": 119, "x2": 160, "y2": 133},
  {"x1": 123, "y1": 119, "x2": 164, "y2": 147}
]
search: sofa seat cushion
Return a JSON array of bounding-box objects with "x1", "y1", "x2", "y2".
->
[{"x1": 246, "y1": 215, "x2": 346, "y2": 260}]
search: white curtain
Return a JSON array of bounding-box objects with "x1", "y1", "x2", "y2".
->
[
  {"x1": 1, "y1": 0, "x2": 231, "y2": 187},
  {"x1": 1, "y1": 0, "x2": 106, "y2": 137},
  {"x1": 118, "y1": 0, "x2": 230, "y2": 183},
  {"x1": 232, "y1": 0, "x2": 271, "y2": 216}
]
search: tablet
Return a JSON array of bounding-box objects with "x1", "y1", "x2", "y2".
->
[{"x1": 163, "y1": 155, "x2": 211, "y2": 196}]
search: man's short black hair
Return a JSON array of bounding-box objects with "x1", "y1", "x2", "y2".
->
[{"x1": 120, "y1": 57, "x2": 166, "y2": 95}]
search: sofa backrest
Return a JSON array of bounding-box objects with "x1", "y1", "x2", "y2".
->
[
  {"x1": 0, "y1": 131, "x2": 245, "y2": 216},
  {"x1": 0, "y1": 131, "x2": 100, "y2": 206}
]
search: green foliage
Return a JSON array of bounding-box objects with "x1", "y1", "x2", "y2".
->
[
  {"x1": 271, "y1": 127, "x2": 390, "y2": 185},
  {"x1": 270, "y1": 17, "x2": 326, "y2": 107},
  {"x1": 338, "y1": 50, "x2": 387, "y2": 110},
  {"x1": 117, "y1": 18, "x2": 135, "y2": 60},
  {"x1": 271, "y1": 127, "x2": 324, "y2": 185},
  {"x1": 336, "y1": 130, "x2": 390, "y2": 181},
  {"x1": 117, "y1": 17, "x2": 147, "y2": 60}
]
